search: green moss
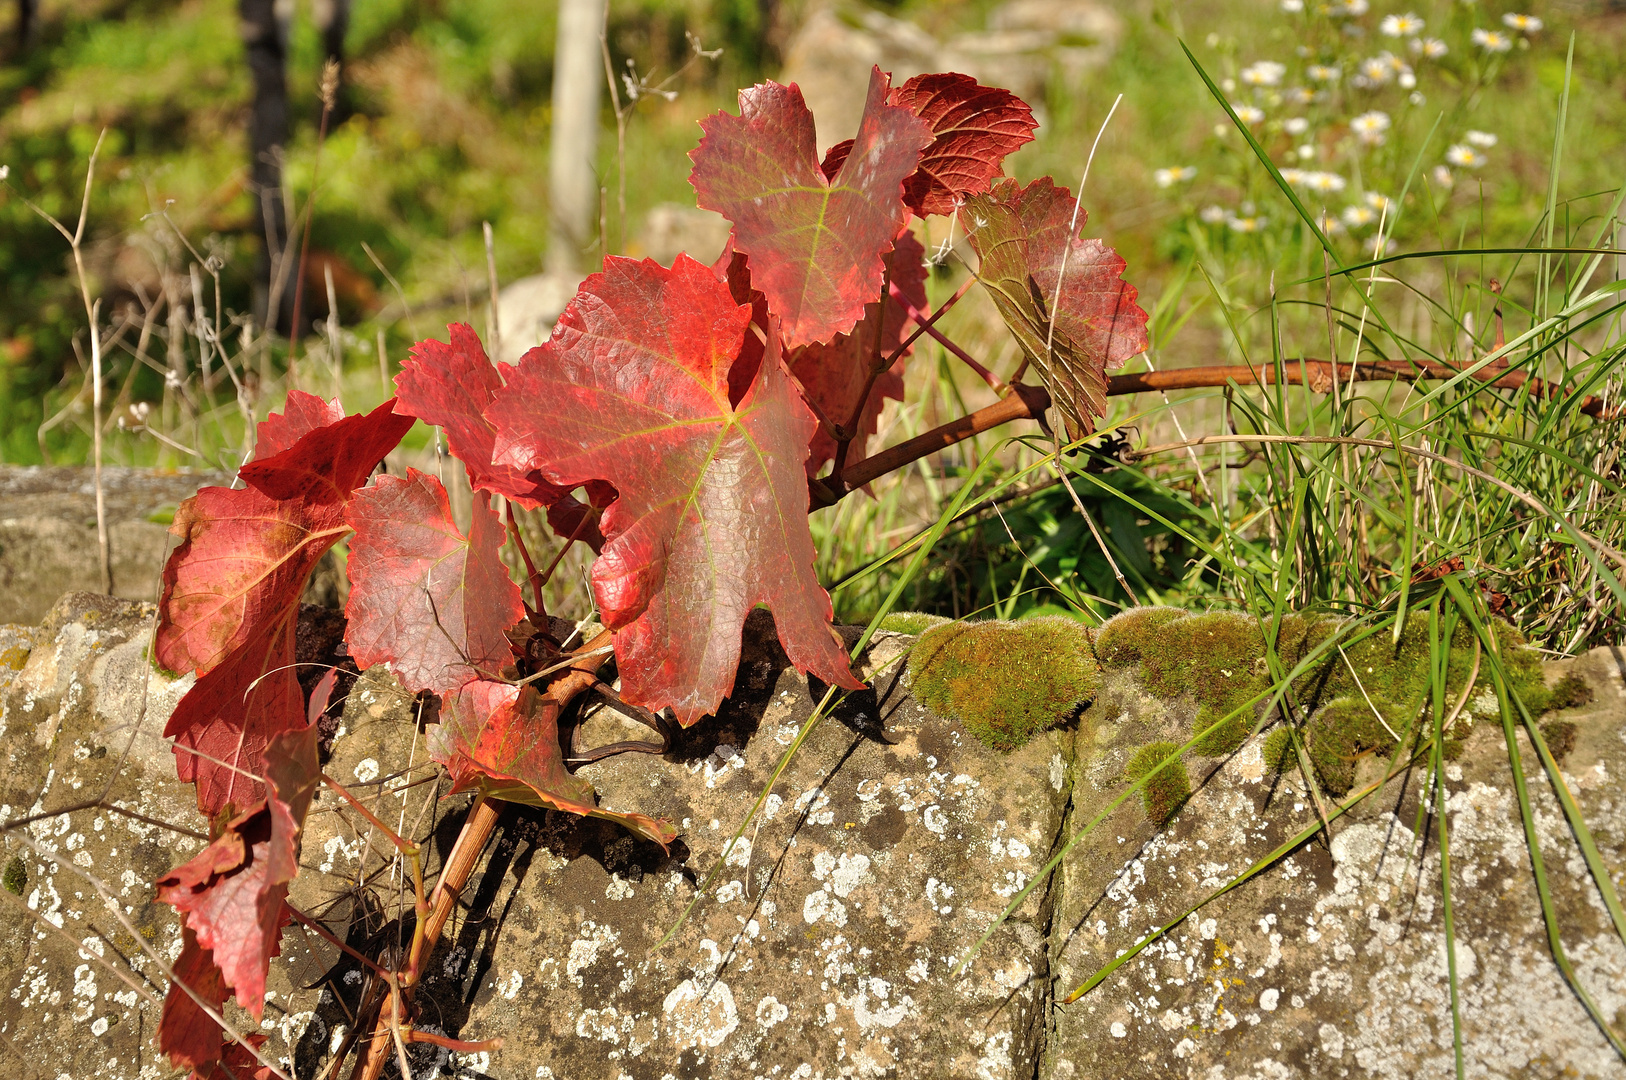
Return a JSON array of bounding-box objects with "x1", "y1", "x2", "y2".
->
[
  {"x1": 1303, "y1": 698, "x2": 1399, "y2": 797},
  {"x1": 1096, "y1": 608, "x2": 1272, "y2": 757},
  {"x1": 1539, "y1": 719, "x2": 1578, "y2": 762},
  {"x1": 1262, "y1": 727, "x2": 1298, "y2": 774},
  {"x1": 2, "y1": 855, "x2": 25, "y2": 896},
  {"x1": 1547, "y1": 672, "x2": 1593, "y2": 710},
  {"x1": 878, "y1": 611, "x2": 950, "y2": 636},
  {"x1": 908, "y1": 616, "x2": 1100, "y2": 750},
  {"x1": 1125, "y1": 742, "x2": 1189, "y2": 825}
]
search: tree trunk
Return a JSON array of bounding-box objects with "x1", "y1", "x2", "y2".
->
[
  {"x1": 546, "y1": 0, "x2": 606, "y2": 277},
  {"x1": 241, "y1": 0, "x2": 294, "y2": 334},
  {"x1": 16, "y1": 0, "x2": 35, "y2": 48},
  {"x1": 313, "y1": 0, "x2": 352, "y2": 121}
]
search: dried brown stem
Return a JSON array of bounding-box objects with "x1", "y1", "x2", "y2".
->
[{"x1": 1106, "y1": 357, "x2": 1612, "y2": 417}]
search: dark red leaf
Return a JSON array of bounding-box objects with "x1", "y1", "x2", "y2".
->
[
  {"x1": 237, "y1": 396, "x2": 414, "y2": 503},
  {"x1": 790, "y1": 230, "x2": 928, "y2": 475},
  {"x1": 889, "y1": 73, "x2": 1038, "y2": 217},
  {"x1": 158, "y1": 928, "x2": 232, "y2": 1073},
  {"x1": 819, "y1": 139, "x2": 854, "y2": 181},
  {"x1": 690, "y1": 66, "x2": 931, "y2": 349},
  {"x1": 156, "y1": 723, "x2": 318, "y2": 1018},
  {"x1": 960, "y1": 177, "x2": 1149, "y2": 439},
  {"x1": 193, "y1": 1035, "x2": 274, "y2": 1080},
  {"x1": 252, "y1": 390, "x2": 344, "y2": 459},
  {"x1": 394, "y1": 323, "x2": 571, "y2": 509},
  {"x1": 430, "y1": 679, "x2": 677, "y2": 848},
  {"x1": 344, "y1": 471, "x2": 525, "y2": 696},
  {"x1": 487, "y1": 254, "x2": 862, "y2": 723}
]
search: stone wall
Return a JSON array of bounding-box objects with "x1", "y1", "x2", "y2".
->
[{"x1": 2, "y1": 594, "x2": 1623, "y2": 1078}]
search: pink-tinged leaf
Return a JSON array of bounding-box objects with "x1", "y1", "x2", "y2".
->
[
  {"x1": 344, "y1": 471, "x2": 525, "y2": 696},
  {"x1": 159, "y1": 929, "x2": 232, "y2": 1073},
  {"x1": 487, "y1": 254, "x2": 862, "y2": 723},
  {"x1": 394, "y1": 324, "x2": 571, "y2": 509},
  {"x1": 156, "y1": 723, "x2": 318, "y2": 1017},
  {"x1": 889, "y1": 73, "x2": 1037, "y2": 217},
  {"x1": 237, "y1": 397, "x2": 414, "y2": 503},
  {"x1": 158, "y1": 485, "x2": 344, "y2": 677},
  {"x1": 960, "y1": 177, "x2": 1149, "y2": 439},
  {"x1": 252, "y1": 390, "x2": 345, "y2": 460},
  {"x1": 789, "y1": 230, "x2": 928, "y2": 475},
  {"x1": 158, "y1": 400, "x2": 407, "y2": 813},
  {"x1": 689, "y1": 66, "x2": 931, "y2": 349},
  {"x1": 430, "y1": 679, "x2": 677, "y2": 848}
]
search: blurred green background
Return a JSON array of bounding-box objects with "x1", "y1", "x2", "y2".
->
[{"x1": 3, "y1": 0, "x2": 1621, "y2": 463}]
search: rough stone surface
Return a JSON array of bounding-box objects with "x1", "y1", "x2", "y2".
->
[
  {"x1": 1047, "y1": 646, "x2": 1626, "y2": 1080},
  {"x1": 0, "y1": 466, "x2": 228, "y2": 626},
  {"x1": 3, "y1": 589, "x2": 1625, "y2": 1080}
]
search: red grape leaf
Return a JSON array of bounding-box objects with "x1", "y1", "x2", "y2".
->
[
  {"x1": 193, "y1": 1035, "x2": 274, "y2": 1080},
  {"x1": 252, "y1": 390, "x2": 344, "y2": 459},
  {"x1": 158, "y1": 927, "x2": 233, "y2": 1073},
  {"x1": 689, "y1": 66, "x2": 931, "y2": 349},
  {"x1": 889, "y1": 73, "x2": 1038, "y2": 217},
  {"x1": 487, "y1": 254, "x2": 863, "y2": 723},
  {"x1": 158, "y1": 400, "x2": 408, "y2": 813},
  {"x1": 156, "y1": 723, "x2": 318, "y2": 1017},
  {"x1": 430, "y1": 679, "x2": 677, "y2": 848},
  {"x1": 395, "y1": 323, "x2": 569, "y2": 509},
  {"x1": 789, "y1": 229, "x2": 928, "y2": 475},
  {"x1": 817, "y1": 75, "x2": 1037, "y2": 218},
  {"x1": 344, "y1": 470, "x2": 525, "y2": 697},
  {"x1": 960, "y1": 177, "x2": 1149, "y2": 439},
  {"x1": 237, "y1": 396, "x2": 413, "y2": 503}
]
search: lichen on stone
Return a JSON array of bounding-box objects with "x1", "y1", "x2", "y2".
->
[
  {"x1": 907, "y1": 616, "x2": 1101, "y2": 750},
  {"x1": 1124, "y1": 741, "x2": 1189, "y2": 825}
]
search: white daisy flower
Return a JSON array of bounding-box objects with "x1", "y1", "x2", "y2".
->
[
  {"x1": 1284, "y1": 86, "x2": 1315, "y2": 104},
  {"x1": 1283, "y1": 0, "x2": 1306, "y2": 10},
  {"x1": 1308, "y1": 64, "x2": 1342, "y2": 82},
  {"x1": 1381, "y1": 13, "x2": 1425, "y2": 36},
  {"x1": 1466, "y1": 130, "x2": 1497, "y2": 147},
  {"x1": 1280, "y1": 168, "x2": 1308, "y2": 186},
  {"x1": 1432, "y1": 164, "x2": 1454, "y2": 188},
  {"x1": 1340, "y1": 0, "x2": 1370, "y2": 14},
  {"x1": 1398, "y1": 68, "x2": 1416, "y2": 88},
  {"x1": 1472, "y1": 27, "x2": 1513, "y2": 51},
  {"x1": 1298, "y1": 144, "x2": 1318, "y2": 160},
  {"x1": 1242, "y1": 60, "x2": 1288, "y2": 86},
  {"x1": 1307, "y1": 171, "x2": 1348, "y2": 192},
  {"x1": 1365, "y1": 191, "x2": 1393, "y2": 211},
  {"x1": 1351, "y1": 110, "x2": 1391, "y2": 143},
  {"x1": 1409, "y1": 91, "x2": 1426, "y2": 104},
  {"x1": 0, "y1": 165, "x2": 8, "y2": 181},
  {"x1": 1342, "y1": 204, "x2": 1378, "y2": 227},
  {"x1": 1502, "y1": 12, "x2": 1542, "y2": 32},
  {"x1": 1319, "y1": 213, "x2": 1347, "y2": 234},
  {"x1": 1282, "y1": 117, "x2": 1309, "y2": 135},
  {"x1": 1446, "y1": 144, "x2": 1486, "y2": 167},
  {"x1": 1228, "y1": 215, "x2": 1268, "y2": 233},
  {"x1": 1199, "y1": 205, "x2": 1230, "y2": 224},
  {"x1": 1233, "y1": 103, "x2": 1266, "y2": 125},
  {"x1": 1412, "y1": 37, "x2": 1449, "y2": 57},
  {"x1": 1154, "y1": 166, "x2": 1199, "y2": 187},
  {"x1": 1360, "y1": 55, "x2": 1396, "y2": 83}
]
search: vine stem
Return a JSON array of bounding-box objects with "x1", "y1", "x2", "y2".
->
[{"x1": 354, "y1": 629, "x2": 617, "y2": 1079}]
